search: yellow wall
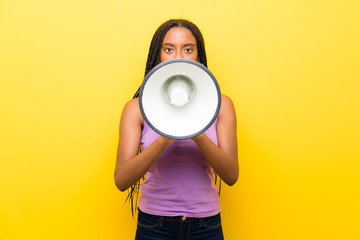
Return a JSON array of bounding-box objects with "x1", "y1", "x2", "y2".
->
[{"x1": 1, "y1": 0, "x2": 359, "y2": 239}]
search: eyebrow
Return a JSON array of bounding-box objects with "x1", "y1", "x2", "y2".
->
[{"x1": 162, "y1": 43, "x2": 196, "y2": 47}]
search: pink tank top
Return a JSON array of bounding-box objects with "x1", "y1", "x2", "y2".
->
[{"x1": 138, "y1": 119, "x2": 220, "y2": 218}]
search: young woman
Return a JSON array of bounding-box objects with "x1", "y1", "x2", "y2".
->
[{"x1": 115, "y1": 19, "x2": 238, "y2": 240}]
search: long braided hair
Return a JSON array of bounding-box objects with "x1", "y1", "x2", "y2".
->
[{"x1": 126, "y1": 19, "x2": 221, "y2": 216}]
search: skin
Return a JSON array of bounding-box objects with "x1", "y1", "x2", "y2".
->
[{"x1": 114, "y1": 27, "x2": 239, "y2": 192}]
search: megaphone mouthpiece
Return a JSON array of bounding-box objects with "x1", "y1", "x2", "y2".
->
[{"x1": 167, "y1": 78, "x2": 191, "y2": 107}]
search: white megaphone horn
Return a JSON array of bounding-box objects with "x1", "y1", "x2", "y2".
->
[{"x1": 139, "y1": 59, "x2": 221, "y2": 140}]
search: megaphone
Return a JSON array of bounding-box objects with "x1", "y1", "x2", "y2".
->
[{"x1": 139, "y1": 58, "x2": 221, "y2": 140}]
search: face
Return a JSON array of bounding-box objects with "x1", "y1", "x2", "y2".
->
[{"x1": 160, "y1": 27, "x2": 198, "y2": 63}]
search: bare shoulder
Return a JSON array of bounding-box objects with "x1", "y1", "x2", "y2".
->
[
  {"x1": 121, "y1": 98, "x2": 144, "y2": 126},
  {"x1": 221, "y1": 94, "x2": 234, "y2": 106},
  {"x1": 124, "y1": 97, "x2": 139, "y2": 108},
  {"x1": 219, "y1": 94, "x2": 236, "y2": 116}
]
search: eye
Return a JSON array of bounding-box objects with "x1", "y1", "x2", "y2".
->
[
  {"x1": 164, "y1": 48, "x2": 173, "y2": 53},
  {"x1": 184, "y1": 48, "x2": 193, "y2": 53}
]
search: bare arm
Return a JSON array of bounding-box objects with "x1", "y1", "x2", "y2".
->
[
  {"x1": 114, "y1": 98, "x2": 173, "y2": 192},
  {"x1": 192, "y1": 95, "x2": 239, "y2": 186}
]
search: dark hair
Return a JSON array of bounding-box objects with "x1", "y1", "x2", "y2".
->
[
  {"x1": 126, "y1": 19, "x2": 219, "y2": 216},
  {"x1": 132, "y1": 19, "x2": 208, "y2": 98}
]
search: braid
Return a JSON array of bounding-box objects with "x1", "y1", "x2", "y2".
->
[{"x1": 127, "y1": 19, "x2": 218, "y2": 216}]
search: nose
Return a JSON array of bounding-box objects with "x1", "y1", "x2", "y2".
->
[{"x1": 174, "y1": 50, "x2": 184, "y2": 59}]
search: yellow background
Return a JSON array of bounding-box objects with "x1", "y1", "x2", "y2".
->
[{"x1": 1, "y1": 0, "x2": 359, "y2": 239}]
